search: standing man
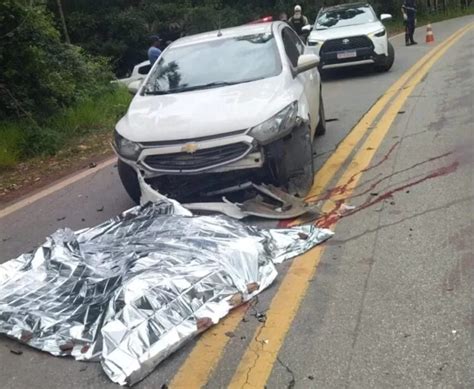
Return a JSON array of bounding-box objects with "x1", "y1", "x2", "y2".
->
[
  {"x1": 148, "y1": 35, "x2": 162, "y2": 66},
  {"x1": 402, "y1": 0, "x2": 417, "y2": 46},
  {"x1": 289, "y1": 5, "x2": 309, "y2": 37}
]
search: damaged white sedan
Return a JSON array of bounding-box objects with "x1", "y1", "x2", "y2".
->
[{"x1": 114, "y1": 21, "x2": 326, "y2": 203}]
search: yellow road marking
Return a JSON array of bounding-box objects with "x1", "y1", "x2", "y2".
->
[
  {"x1": 228, "y1": 24, "x2": 472, "y2": 389},
  {"x1": 170, "y1": 304, "x2": 248, "y2": 389},
  {"x1": 0, "y1": 157, "x2": 116, "y2": 219},
  {"x1": 168, "y1": 24, "x2": 472, "y2": 389}
]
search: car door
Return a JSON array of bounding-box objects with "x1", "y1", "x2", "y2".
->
[{"x1": 281, "y1": 27, "x2": 320, "y2": 135}]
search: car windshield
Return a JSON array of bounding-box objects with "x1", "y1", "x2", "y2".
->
[
  {"x1": 143, "y1": 33, "x2": 281, "y2": 95},
  {"x1": 315, "y1": 6, "x2": 376, "y2": 30}
]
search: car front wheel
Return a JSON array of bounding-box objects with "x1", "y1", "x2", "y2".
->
[
  {"x1": 268, "y1": 124, "x2": 314, "y2": 197},
  {"x1": 375, "y1": 41, "x2": 395, "y2": 72},
  {"x1": 117, "y1": 159, "x2": 141, "y2": 204}
]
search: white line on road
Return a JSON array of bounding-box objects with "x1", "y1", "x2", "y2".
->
[{"x1": 0, "y1": 157, "x2": 116, "y2": 219}]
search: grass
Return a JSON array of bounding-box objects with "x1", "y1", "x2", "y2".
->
[
  {"x1": 0, "y1": 122, "x2": 23, "y2": 168},
  {"x1": 0, "y1": 86, "x2": 131, "y2": 170},
  {"x1": 50, "y1": 88, "x2": 131, "y2": 137}
]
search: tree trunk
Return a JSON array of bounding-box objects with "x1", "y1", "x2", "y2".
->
[{"x1": 56, "y1": 0, "x2": 71, "y2": 44}]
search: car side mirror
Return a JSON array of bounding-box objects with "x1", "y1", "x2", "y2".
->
[
  {"x1": 296, "y1": 54, "x2": 320, "y2": 74},
  {"x1": 128, "y1": 80, "x2": 142, "y2": 95},
  {"x1": 301, "y1": 24, "x2": 312, "y2": 33},
  {"x1": 380, "y1": 13, "x2": 392, "y2": 21}
]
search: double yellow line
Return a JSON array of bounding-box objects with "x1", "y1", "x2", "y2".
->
[{"x1": 170, "y1": 23, "x2": 473, "y2": 389}]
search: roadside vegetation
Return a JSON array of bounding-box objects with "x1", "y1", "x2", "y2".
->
[
  {"x1": 0, "y1": 0, "x2": 472, "y2": 194},
  {"x1": 0, "y1": 89, "x2": 130, "y2": 168},
  {"x1": 0, "y1": 0, "x2": 130, "y2": 170},
  {"x1": 51, "y1": 1, "x2": 474, "y2": 76},
  {"x1": 384, "y1": 4, "x2": 474, "y2": 34}
]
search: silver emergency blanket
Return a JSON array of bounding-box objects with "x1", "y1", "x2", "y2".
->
[{"x1": 0, "y1": 201, "x2": 333, "y2": 386}]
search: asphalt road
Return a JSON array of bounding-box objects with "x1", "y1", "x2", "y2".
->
[{"x1": 1, "y1": 16, "x2": 473, "y2": 389}]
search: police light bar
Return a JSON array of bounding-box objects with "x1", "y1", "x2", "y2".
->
[{"x1": 247, "y1": 16, "x2": 273, "y2": 24}]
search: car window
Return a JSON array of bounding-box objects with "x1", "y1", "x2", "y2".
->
[
  {"x1": 282, "y1": 28, "x2": 303, "y2": 67},
  {"x1": 288, "y1": 28, "x2": 305, "y2": 54},
  {"x1": 138, "y1": 64, "x2": 151, "y2": 75},
  {"x1": 143, "y1": 33, "x2": 282, "y2": 94},
  {"x1": 315, "y1": 6, "x2": 376, "y2": 30}
]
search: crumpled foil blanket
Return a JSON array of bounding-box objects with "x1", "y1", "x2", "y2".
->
[{"x1": 0, "y1": 201, "x2": 333, "y2": 386}]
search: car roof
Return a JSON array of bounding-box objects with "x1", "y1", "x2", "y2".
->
[
  {"x1": 321, "y1": 2, "x2": 371, "y2": 12},
  {"x1": 171, "y1": 22, "x2": 277, "y2": 48}
]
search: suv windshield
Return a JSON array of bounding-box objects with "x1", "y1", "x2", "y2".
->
[
  {"x1": 143, "y1": 33, "x2": 281, "y2": 95},
  {"x1": 315, "y1": 6, "x2": 376, "y2": 30}
]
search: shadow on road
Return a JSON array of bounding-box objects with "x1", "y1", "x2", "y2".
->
[{"x1": 321, "y1": 64, "x2": 386, "y2": 82}]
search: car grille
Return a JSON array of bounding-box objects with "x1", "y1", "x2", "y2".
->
[
  {"x1": 144, "y1": 142, "x2": 251, "y2": 172},
  {"x1": 320, "y1": 36, "x2": 373, "y2": 54}
]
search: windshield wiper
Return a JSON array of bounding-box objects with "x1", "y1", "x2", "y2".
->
[
  {"x1": 144, "y1": 79, "x2": 260, "y2": 95},
  {"x1": 143, "y1": 90, "x2": 171, "y2": 95},
  {"x1": 172, "y1": 81, "x2": 240, "y2": 93}
]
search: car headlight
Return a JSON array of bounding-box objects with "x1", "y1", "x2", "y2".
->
[
  {"x1": 369, "y1": 28, "x2": 386, "y2": 38},
  {"x1": 308, "y1": 39, "x2": 324, "y2": 47},
  {"x1": 249, "y1": 102, "x2": 298, "y2": 144},
  {"x1": 114, "y1": 130, "x2": 141, "y2": 160}
]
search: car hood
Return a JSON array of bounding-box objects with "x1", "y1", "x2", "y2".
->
[
  {"x1": 117, "y1": 75, "x2": 296, "y2": 143},
  {"x1": 309, "y1": 22, "x2": 384, "y2": 41}
]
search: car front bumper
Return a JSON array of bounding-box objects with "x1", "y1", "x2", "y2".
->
[
  {"x1": 115, "y1": 133, "x2": 265, "y2": 179},
  {"x1": 310, "y1": 34, "x2": 388, "y2": 69}
]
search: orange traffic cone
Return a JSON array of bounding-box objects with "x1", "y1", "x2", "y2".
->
[{"x1": 426, "y1": 24, "x2": 435, "y2": 43}]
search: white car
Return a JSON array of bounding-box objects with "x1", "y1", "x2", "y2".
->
[
  {"x1": 306, "y1": 2, "x2": 394, "y2": 71},
  {"x1": 114, "y1": 22, "x2": 326, "y2": 203},
  {"x1": 115, "y1": 60, "x2": 151, "y2": 87}
]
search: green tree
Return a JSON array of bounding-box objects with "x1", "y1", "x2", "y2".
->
[{"x1": 0, "y1": 0, "x2": 112, "y2": 120}]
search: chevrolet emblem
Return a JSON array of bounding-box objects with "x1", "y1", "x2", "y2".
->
[{"x1": 181, "y1": 142, "x2": 199, "y2": 154}]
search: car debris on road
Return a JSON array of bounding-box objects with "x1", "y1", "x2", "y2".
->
[
  {"x1": 0, "y1": 198, "x2": 333, "y2": 386},
  {"x1": 139, "y1": 172, "x2": 322, "y2": 221}
]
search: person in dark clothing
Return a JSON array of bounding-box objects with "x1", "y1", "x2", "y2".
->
[
  {"x1": 289, "y1": 5, "x2": 309, "y2": 37},
  {"x1": 147, "y1": 35, "x2": 162, "y2": 65},
  {"x1": 402, "y1": 0, "x2": 417, "y2": 45}
]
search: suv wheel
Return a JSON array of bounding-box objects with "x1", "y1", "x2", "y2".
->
[
  {"x1": 376, "y1": 41, "x2": 395, "y2": 72},
  {"x1": 117, "y1": 159, "x2": 141, "y2": 204}
]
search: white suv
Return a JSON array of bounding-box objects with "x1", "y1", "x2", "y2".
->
[
  {"x1": 114, "y1": 22, "x2": 326, "y2": 203},
  {"x1": 307, "y1": 2, "x2": 394, "y2": 72}
]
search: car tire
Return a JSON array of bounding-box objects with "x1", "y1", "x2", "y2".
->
[
  {"x1": 376, "y1": 41, "x2": 395, "y2": 72},
  {"x1": 288, "y1": 124, "x2": 314, "y2": 197},
  {"x1": 117, "y1": 159, "x2": 141, "y2": 204},
  {"x1": 315, "y1": 94, "x2": 327, "y2": 136},
  {"x1": 270, "y1": 124, "x2": 314, "y2": 197}
]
